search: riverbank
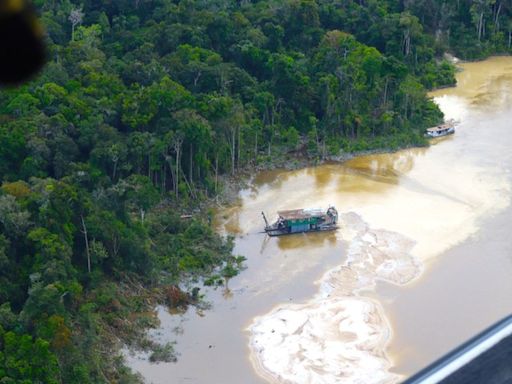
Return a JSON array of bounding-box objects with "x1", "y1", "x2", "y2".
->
[
  {"x1": 118, "y1": 138, "x2": 427, "y2": 381},
  {"x1": 214, "y1": 138, "x2": 431, "y2": 208},
  {"x1": 123, "y1": 110, "x2": 449, "y2": 384},
  {"x1": 151, "y1": 57, "x2": 512, "y2": 384},
  {"x1": 127, "y1": 56, "x2": 512, "y2": 384}
]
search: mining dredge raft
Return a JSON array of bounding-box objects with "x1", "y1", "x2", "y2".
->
[{"x1": 262, "y1": 207, "x2": 338, "y2": 236}]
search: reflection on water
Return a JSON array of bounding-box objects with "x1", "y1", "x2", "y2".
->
[
  {"x1": 311, "y1": 166, "x2": 333, "y2": 187},
  {"x1": 341, "y1": 150, "x2": 423, "y2": 189},
  {"x1": 129, "y1": 57, "x2": 512, "y2": 384},
  {"x1": 430, "y1": 56, "x2": 512, "y2": 117},
  {"x1": 347, "y1": 150, "x2": 421, "y2": 177},
  {"x1": 276, "y1": 231, "x2": 337, "y2": 251}
]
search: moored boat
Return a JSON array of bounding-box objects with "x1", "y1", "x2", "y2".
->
[
  {"x1": 426, "y1": 119, "x2": 457, "y2": 138},
  {"x1": 261, "y1": 206, "x2": 338, "y2": 236}
]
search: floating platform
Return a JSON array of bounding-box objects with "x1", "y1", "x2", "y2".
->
[{"x1": 262, "y1": 207, "x2": 338, "y2": 236}]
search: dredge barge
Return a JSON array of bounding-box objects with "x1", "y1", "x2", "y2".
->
[{"x1": 262, "y1": 206, "x2": 338, "y2": 236}]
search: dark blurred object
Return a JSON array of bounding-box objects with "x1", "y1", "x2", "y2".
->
[
  {"x1": 0, "y1": 0, "x2": 46, "y2": 86},
  {"x1": 404, "y1": 315, "x2": 512, "y2": 384}
]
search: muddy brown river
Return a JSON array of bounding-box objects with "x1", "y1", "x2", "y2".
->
[{"x1": 127, "y1": 57, "x2": 512, "y2": 383}]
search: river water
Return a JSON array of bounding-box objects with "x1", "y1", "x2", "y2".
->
[{"x1": 127, "y1": 57, "x2": 512, "y2": 383}]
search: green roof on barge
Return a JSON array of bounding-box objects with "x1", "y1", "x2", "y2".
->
[{"x1": 262, "y1": 207, "x2": 338, "y2": 236}]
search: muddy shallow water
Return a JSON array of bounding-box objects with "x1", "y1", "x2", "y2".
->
[{"x1": 127, "y1": 57, "x2": 512, "y2": 383}]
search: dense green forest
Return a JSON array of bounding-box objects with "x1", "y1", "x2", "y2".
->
[{"x1": 0, "y1": 0, "x2": 509, "y2": 382}]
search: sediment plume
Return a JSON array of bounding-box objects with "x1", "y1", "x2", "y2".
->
[{"x1": 249, "y1": 212, "x2": 421, "y2": 384}]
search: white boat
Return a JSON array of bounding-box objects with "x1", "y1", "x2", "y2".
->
[{"x1": 426, "y1": 120, "x2": 456, "y2": 138}]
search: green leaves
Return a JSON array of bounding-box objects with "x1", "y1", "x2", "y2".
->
[
  {"x1": 121, "y1": 84, "x2": 158, "y2": 130},
  {"x1": 0, "y1": 329, "x2": 59, "y2": 384},
  {"x1": 0, "y1": 195, "x2": 31, "y2": 238},
  {"x1": 121, "y1": 76, "x2": 193, "y2": 130},
  {"x1": 124, "y1": 174, "x2": 160, "y2": 222}
]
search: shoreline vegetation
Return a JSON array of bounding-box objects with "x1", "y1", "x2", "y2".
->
[{"x1": 0, "y1": 0, "x2": 511, "y2": 382}]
